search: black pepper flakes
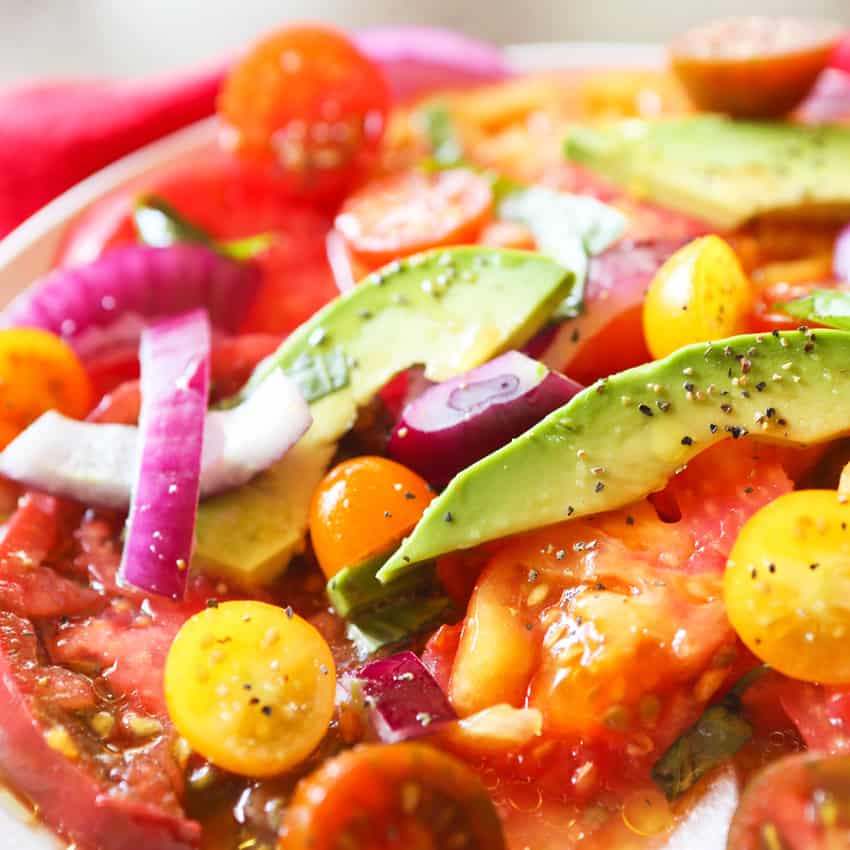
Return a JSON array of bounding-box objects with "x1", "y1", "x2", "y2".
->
[
  {"x1": 443, "y1": 511, "x2": 453, "y2": 523},
  {"x1": 683, "y1": 382, "x2": 695, "y2": 393},
  {"x1": 261, "y1": 706, "x2": 273, "y2": 716},
  {"x1": 755, "y1": 382, "x2": 767, "y2": 391},
  {"x1": 720, "y1": 403, "x2": 733, "y2": 414},
  {"x1": 595, "y1": 481, "x2": 605, "y2": 493},
  {"x1": 771, "y1": 329, "x2": 780, "y2": 338},
  {"x1": 810, "y1": 563, "x2": 820, "y2": 571},
  {"x1": 638, "y1": 403, "x2": 653, "y2": 417},
  {"x1": 285, "y1": 606, "x2": 294, "y2": 619},
  {"x1": 709, "y1": 423, "x2": 718, "y2": 433},
  {"x1": 744, "y1": 486, "x2": 753, "y2": 494},
  {"x1": 768, "y1": 563, "x2": 776, "y2": 573},
  {"x1": 656, "y1": 400, "x2": 671, "y2": 412},
  {"x1": 404, "y1": 491, "x2": 416, "y2": 500},
  {"x1": 567, "y1": 505, "x2": 575, "y2": 516},
  {"x1": 206, "y1": 599, "x2": 219, "y2": 608},
  {"x1": 681, "y1": 436, "x2": 694, "y2": 446},
  {"x1": 626, "y1": 515, "x2": 635, "y2": 526}
]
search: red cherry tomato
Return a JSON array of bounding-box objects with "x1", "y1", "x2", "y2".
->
[
  {"x1": 54, "y1": 152, "x2": 339, "y2": 336},
  {"x1": 335, "y1": 169, "x2": 493, "y2": 269},
  {"x1": 218, "y1": 25, "x2": 391, "y2": 203}
]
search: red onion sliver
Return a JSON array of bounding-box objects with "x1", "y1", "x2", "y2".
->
[
  {"x1": 355, "y1": 27, "x2": 512, "y2": 103},
  {"x1": 834, "y1": 222, "x2": 850, "y2": 283},
  {"x1": 120, "y1": 309, "x2": 211, "y2": 599},
  {"x1": 0, "y1": 244, "x2": 260, "y2": 361},
  {"x1": 341, "y1": 650, "x2": 456, "y2": 743}
]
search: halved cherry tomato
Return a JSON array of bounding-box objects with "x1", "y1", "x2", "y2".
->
[
  {"x1": 0, "y1": 329, "x2": 92, "y2": 448},
  {"x1": 725, "y1": 490, "x2": 850, "y2": 685},
  {"x1": 671, "y1": 17, "x2": 842, "y2": 118},
  {"x1": 335, "y1": 169, "x2": 493, "y2": 269},
  {"x1": 218, "y1": 25, "x2": 391, "y2": 203},
  {"x1": 309, "y1": 457, "x2": 434, "y2": 580},
  {"x1": 642, "y1": 235, "x2": 752, "y2": 359},
  {"x1": 727, "y1": 752, "x2": 850, "y2": 849},
  {"x1": 279, "y1": 742, "x2": 506, "y2": 850},
  {"x1": 164, "y1": 600, "x2": 336, "y2": 777}
]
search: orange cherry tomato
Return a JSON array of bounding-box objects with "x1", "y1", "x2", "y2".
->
[
  {"x1": 309, "y1": 456, "x2": 434, "y2": 580},
  {"x1": 279, "y1": 742, "x2": 506, "y2": 850},
  {"x1": 670, "y1": 17, "x2": 842, "y2": 118},
  {"x1": 218, "y1": 25, "x2": 391, "y2": 203},
  {"x1": 0, "y1": 329, "x2": 93, "y2": 448},
  {"x1": 335, "y1": 169, "x2": 494, "y2": 269}
]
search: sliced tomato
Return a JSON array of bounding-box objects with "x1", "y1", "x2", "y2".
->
[
  {"x1": 280, "y1": 742, "x2": 506, "y2": 850},
  {"x1": 728, "y1": 752, "x2": 850, "y2": 849},
  {"x1": 671, "y1": 17, "x2": 842, "y2": 118},
  {"x1": 335, "y1": 168, "x2": 493, "y2": 269},
  {"x1": 778, "y1": 680, "x2": 850, "y2": 755},
  {"x1": 54, "y1": 151, "x2": 338, "y2": 335}
]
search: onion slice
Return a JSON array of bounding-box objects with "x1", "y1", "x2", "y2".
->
[
  {"x1": 541, "y1": 239, "x2": 684, "y2": 372},
  {"x1": 834, "y1": 222, "x2": 850, "y2": 283},
  {"x1": 355, "y1": 27, "x2": 512, "y2": 102},
  {"x1": 341, "y1": 650, "x2": 456, "y2": 742},
  {"x1": 0, "y1": 244, "x2": 260, "y2": 361},
  {"x1": 0, "y1": 361, "x2": 310, "y2": 507},
  {"x1": 389, "y1": 351, "x2": 581, "y2": 487},
  {"x1": 120, "y1": 309, "x2": 211, "y2": 598}
]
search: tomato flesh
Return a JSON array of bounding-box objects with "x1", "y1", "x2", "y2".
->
[
  {"x1": 335, "y1": 169, "x2": 493, "y2": 269},
  {"x1": 671, "y1": 16, "x2": 842, "y2": 118}
]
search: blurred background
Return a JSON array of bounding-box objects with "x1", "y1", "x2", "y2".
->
[{"x1": 1, "y1": 0, "x2": 848, "y2": 82}]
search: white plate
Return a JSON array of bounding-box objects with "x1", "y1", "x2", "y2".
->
[{"x1": 0, "y1": 42, "x2": 739, "y2": 850}]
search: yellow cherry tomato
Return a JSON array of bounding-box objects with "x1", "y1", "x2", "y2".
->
[
  {"x1": 309, "y1": 456, "x2": 434, "y2": 580},
  {"x1": 642, "y1": 235, "x2": 753, "y2": 359},
  {"x1": 725, "y1": 490, "x2": 850, "y2": 684},
  {"x1": 0, "y1": 329, "x2": 93, "y2": 448},
  {"x1": 164, "y1": 600, "x2": 336, "y2": 777}
]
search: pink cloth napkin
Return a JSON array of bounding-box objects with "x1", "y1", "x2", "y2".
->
[{"x1": 0, "y1": 64, "x2": 224, "y2": 238}]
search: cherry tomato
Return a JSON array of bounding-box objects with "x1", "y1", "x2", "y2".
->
[
  {"x1": 335, "y1": 169, "x2": 493, "y2": 269},
  {"x1": 164, "y1": 600, "x2": 335, "y2": 777},
  {"x1": 728, "y1": 752, "x2": 850, "y2": 849},
  {"x1": 642, "y1": 235, "x2": 752, "y2": 359},
  {"x1": 218, "y1": 26, "x2": 390, "y2": 203},
  {"x1": 671, "y1": 17, "x2": 842, "y2": 118},
  {"x1": 309, "y1": 457, "x2": 434, "y2": 580},
  {"x1": 279, "y1": 742, "x2": 506, "y2": 850},
  {"x1": 54, "y1": 152, "x2": 338, "y2": 335},
  {"x1": 0, "y1": 329, "x2": 92, "y2": 448},
  {"x1": 725, "y1": 490, "x2": 850, "y2": 684}
]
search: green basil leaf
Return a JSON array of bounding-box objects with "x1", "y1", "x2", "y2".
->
[
  {"x1": 779, "y1": 290, "x2": 850, "y2": 331},
  {"x1": 285, "y1": 347, "x2": 350, "y2": 403},
  {"x1": 498, "y1": 187, "x2": 626, "y2": 317}
]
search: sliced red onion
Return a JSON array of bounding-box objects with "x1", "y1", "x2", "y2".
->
[
  {"x1": 797, "y1": 68, "x2": 850, "y2": 123},
  {"x1": 834, "y1": 222, "x2": 850, "y2": 283},
  {"x1": 0, "y1": 244, "x2": 260, "y2": 361},
  {"x1": 120, "y1": 309, "x2": 211, "y2": 598},
  {"x1": 341, "y1": 650, "x2": 456, "y2": 742},
  {"x1": 355, "y1": 27, "x2": 512, "y2": 103},
  {"x1": 388, "y1": 351, "x2": 581, "y2": 487},
  {"x1": 540, "y1": 239, "x2": 684, "y2": 372},
  {"x1": 0, "y1": 362, "x2": 309, "y2": 508}
]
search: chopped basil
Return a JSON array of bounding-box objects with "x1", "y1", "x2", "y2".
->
[
  {"x1": 285, "y1": 347, "x2": 350, "y2": 403},
  {"x1": 498, "y1": 187, "x2": 626, "y2": 318},
  {"x1": 417, "y1": 102, "x2": 464, "y2": 167},
  {"x1": 652, "y1": 665, "x2": 768, "y2": 800},
  {"x1": 346, "y1": 595, "x2": 451, "y2": 659},
  {"x1": 780, "y1": 290, "x2": 850, "y2": 331},
  {"x1": 134, "y1": 196, "x2": 273, "y2": 260}
]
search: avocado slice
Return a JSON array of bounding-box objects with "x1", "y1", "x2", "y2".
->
[
  {"x1": 379, "y1": 328, "x2": 850, "y2": 581},
  {"x1": 564, "y1": 116, "x2": 850, "y2": 230},
  {"x1": 194, "y1": 247, "x2": 573, "y2": 587}
]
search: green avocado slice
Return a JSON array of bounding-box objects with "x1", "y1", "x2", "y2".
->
[
  {"x1": 564, "y1": 116, "x2": 850, "y2": 230},
  {"x1": 194, "y1": 247, "x2": 573, "y2": 587},
  {"x1": 379, "y1": 328, "x2": 850, "y2": 582}
]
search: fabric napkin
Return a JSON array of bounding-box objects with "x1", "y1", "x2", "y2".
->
[{"x1": 0, "y1": 64, "x2": 224, "y2": 238}]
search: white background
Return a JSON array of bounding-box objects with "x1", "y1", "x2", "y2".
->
[{"x1": 0, "y1": 0, "x2": 848, "y2": 82}]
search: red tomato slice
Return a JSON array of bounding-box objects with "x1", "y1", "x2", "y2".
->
[
  {"x1": 54, "y1": 151, "x2": 339, "y2": 336},
  {"x1": 218, "y1": 25, "x2": 391, "y2": 203},
  {"x1": 335, "y1": 169, "x2": 493, "y2": 269}
]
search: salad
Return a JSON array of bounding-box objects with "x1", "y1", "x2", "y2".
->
[{"x1": 3, "y1": 17, "x2": 850, "y2": 850}]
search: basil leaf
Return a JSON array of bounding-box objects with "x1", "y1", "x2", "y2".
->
[
  {"x1": 285, "y1": 347, "x2": 350, "y2": 403},
  {"x1": 652, "y1": 665, "x2": 769, "y2": 800},
  {"x1": 417, "y1": 102, "x2": 464, "y2": 167},
  {"x1": 134, "y1": 196, "x2": 273, "y2": 261},
  {"x1": 346, "y1": 595, "x2": 451, "y2": 659},
  {"x1": 498, "y1": 187, "x2": 626, "y2": 318},
  {"x1": 780, "y1": 290, "x2": 850, "y2": 331}
]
